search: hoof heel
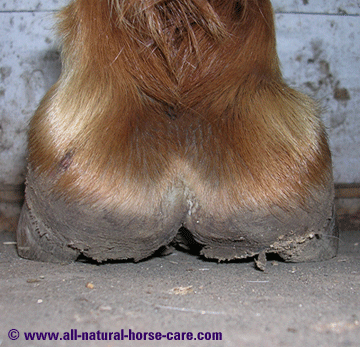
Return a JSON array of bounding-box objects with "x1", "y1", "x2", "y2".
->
[{"x1": 275, "y1": 210, "x2": 339, "y2": 262}]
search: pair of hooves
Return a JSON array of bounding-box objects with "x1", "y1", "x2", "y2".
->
[
  {"x1": 16, "y1": 167, "x2": 338, "y2": 268},
  {"x1": 15, "y1": 0, "x2": 339, "y2": 267}
]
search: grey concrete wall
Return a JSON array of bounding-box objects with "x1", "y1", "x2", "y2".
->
[{"x1": 0, "y1": 0, "x2": 359, "y2": 185}]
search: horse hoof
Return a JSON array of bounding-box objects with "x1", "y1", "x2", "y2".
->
[
  {"x1": 17, "y1": 167, "x2": 185, "y2": 263},
  {"x1": 182, "y1": 180, "x2": 338, "y2": 264},
  {"x1": 17, "y1": 0, "x2": 338, "y2": 265}
]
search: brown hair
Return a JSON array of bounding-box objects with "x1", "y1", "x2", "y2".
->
[{"x1": 28, "y1": 0, "x2": 331, "y2": 214}]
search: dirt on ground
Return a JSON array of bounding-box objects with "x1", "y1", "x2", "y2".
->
[{"x1": 0, "y1": 218, "x2": 359, "y2": 347}]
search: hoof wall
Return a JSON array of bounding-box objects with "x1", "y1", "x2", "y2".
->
[{"x1": 16, "y1": 203, "x2": 79, "y2": 263}]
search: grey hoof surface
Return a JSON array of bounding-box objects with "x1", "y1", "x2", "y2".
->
[
  {"x1": 17, "y1": 202, "x2": 79, "y2": 263},
  {"x1": 17, "y1": 168, "x2": 338, "y2": 264}
]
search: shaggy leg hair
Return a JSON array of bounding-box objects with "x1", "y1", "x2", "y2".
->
[{"x1": 17, "y1": 0, "x2": 338, "y2": 264}]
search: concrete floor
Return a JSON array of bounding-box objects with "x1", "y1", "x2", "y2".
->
[{"x1": 0, "y1": 215, "x2": 359, "y2": 347}]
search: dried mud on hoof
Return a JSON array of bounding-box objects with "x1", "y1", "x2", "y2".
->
[
  {"x1": 16, "y1": 202, "x2": 339, "y2": 268},
  {"x1": 16, "y1": 168, "x2": 185, "y2": 264},
  {"x1": 192, "y1": 215, "x2": 338, "y2": 271},
  {"x1": 16, "y1": 168, "x2": 338, "y2": 266}
]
